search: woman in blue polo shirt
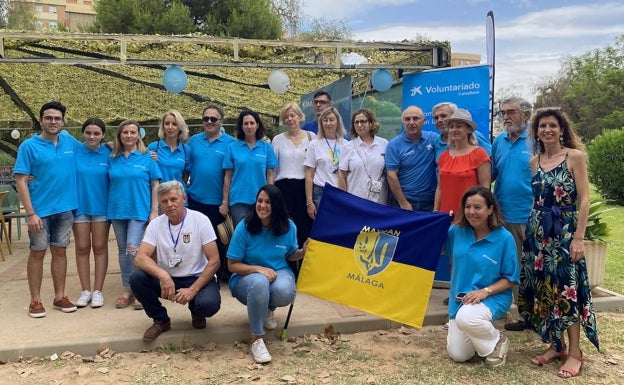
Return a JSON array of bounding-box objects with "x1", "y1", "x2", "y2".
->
[
  {"x1": 147, "y1": 109, "x2": 192, "y2": 189},
  {"x1": 227, "y1": 184, "x2": 301, "y2": 364},
  {"x1": 73, "y1": 118, "x2": 111, "y2": 309},
  {"x1": 223, "y1": 110, "x2": 277, "y2": 227},
  {"x1": 108, "y1": 120, "x2": 161, "y2": 310},
  {"x1": 445, "y1": 186, "x2": 519, "y2": 367}
]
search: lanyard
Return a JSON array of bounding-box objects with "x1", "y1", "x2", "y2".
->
[
  {"x1": 168, "y1": 209, "x2": 187, "y2": 253},
  {"x1": 324, "y1": 137, "x2": 338, "y2": 164}
]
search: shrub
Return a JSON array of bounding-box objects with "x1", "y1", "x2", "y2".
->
[{"x1": 588, "y1": 129, "x2": 624, "y2": 205}]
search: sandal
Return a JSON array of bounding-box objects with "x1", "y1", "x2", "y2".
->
[
  {"x1": 557, "y1": 352, "x2": 584, "y2": 378},
  {"x1": 133, "y1": 300, "x2": 143, "y2": 311},
  {"x1": 115, "y1": 294, "x2": 132, "y2": 309},
  {"x1": 531, "y1": 344, "x2": 567, "y2": 366}
]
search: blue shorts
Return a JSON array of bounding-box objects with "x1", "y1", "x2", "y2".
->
[
  {"x1": 28, "y1": 211, "x2": 74, "y2": 250},
  {"x1": 73, "y1": 214, "x2": 107, "y2": 224}
]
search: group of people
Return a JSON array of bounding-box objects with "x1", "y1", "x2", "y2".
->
[{"x1": 14, "y1": 94, "x2": 599, "y2": 371}]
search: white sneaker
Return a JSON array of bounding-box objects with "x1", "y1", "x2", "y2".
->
[
  {"x1": 251, "y1": 338, "x2": 272, "y2": 363},
  {"x1": 76, "y1": 290, "x2": 92, "y2": 308},
  {"x1": 264, "y1": 310, "x2": 277, "y2": 330},
  {"x1": 91, "y1": 290, "x2": 104, "y2": 308}
]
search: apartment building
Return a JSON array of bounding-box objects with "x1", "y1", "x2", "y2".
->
[{"x1": 25, "y1": 0, "x2": 96, "y2": 31}]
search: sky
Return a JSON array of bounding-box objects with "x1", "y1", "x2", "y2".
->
[{"x1": 302, "y1": 0, "x2": 624, "y2": 102}]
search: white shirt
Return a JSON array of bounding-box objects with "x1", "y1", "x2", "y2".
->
[
  {"x1": 142, "y1": 209, "x2": 217, "y2": 277},
  {"x1": 304, "y1": 137, "x2": 345, "y2": 188},
  {"x1": 272, "y1": 131, "x2": 315, "y2": 181},
  {"x1": 339, "y1": 136, "x2": 389, "y2": 203}
]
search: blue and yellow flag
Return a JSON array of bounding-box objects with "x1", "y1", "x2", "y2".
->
[{"x1": 297, "y1": 185, "x2": 452, "y2": 328}]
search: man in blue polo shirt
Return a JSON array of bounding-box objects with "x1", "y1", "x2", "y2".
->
[
  {"x1": 14, "y1": 101, "x2": 79, "y2": 318},
  {"x1": 386, "y1": 105, "x2": 439, "y2": 212},
  {"x1": 187, "y1": 105, "x2": 235, "y2": 282},
  {"x1": 491, "y1": 96, "x2": 534, "y2": 331}
]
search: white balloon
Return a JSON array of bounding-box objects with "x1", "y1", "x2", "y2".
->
[
  {"x1": 268, "y1": 70, "x2": 290, "y2": 94},
  {"x1": 10, "y1": 129, "x2": 20, "y2": 139}
]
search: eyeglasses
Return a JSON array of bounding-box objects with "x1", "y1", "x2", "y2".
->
[
  {"x1": 313, "y1": 100, "x2": 331, "y2": 106},
  {"x1": 43, "y1": 116, "x2": 63, "y2": 122},
  {"x1": 496, "y1": 110, "x2": 519, "y2": 118},
  {"x1": 354, "y1": 120, "x2": 369, "y2": 126},
  {"x1": 202, "y1": 116, "x2": 221, "y2": 123}
]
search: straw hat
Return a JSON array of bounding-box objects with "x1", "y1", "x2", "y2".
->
[
  {"x1": 217, "y1": 215, "x2": 234, "y2": 245},
  {"x1": 445, "y1": 108, "x2": 477, "y2": 131}
]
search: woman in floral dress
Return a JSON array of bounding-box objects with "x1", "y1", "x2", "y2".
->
[{"x1": 518, "y1": 108, "x2": 599, "y2": 379}]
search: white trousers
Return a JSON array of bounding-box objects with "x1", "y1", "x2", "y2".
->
[{"x1": 447, "y1": 303, "x2": 501, "y2": 362}]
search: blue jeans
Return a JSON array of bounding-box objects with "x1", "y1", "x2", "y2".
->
[
  {"x1": 28, "y1": 210, "x2": 74, "y2": 250},
  {"x1": 230, "y1": 203, "x2": 254, "y2": 228},
  {"x1": 391, "y1": 197, "x2": 434, "y2": 212},
  {"x1": 231, "y1": 269, "x2": 295, "y2": 336},
  {"x1": 312, "y1": 184, "x2": 324, "y2": 207},
  {"x1": 111, "y1": 219, "x2": 146, "y2": 288},
  {"x1": 130, "y1": 270, "x2": 221, "y2": 323}
]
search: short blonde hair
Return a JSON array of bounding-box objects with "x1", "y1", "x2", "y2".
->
[{"x1": 279, "y1": 102, "x2": 305, "y2": 125}]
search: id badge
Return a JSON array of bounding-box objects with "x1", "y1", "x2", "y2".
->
[{"x1": 168, "y1": 257, "x2": 182, "y2": 268}]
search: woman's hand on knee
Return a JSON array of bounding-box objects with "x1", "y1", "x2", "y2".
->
[{"x1": 257, "y1": 267, "x2": 276, "y2": 282}]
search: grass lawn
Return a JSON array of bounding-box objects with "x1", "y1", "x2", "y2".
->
[{"x1": 600, "y1": 201, "x2": 623, "y2": 294}]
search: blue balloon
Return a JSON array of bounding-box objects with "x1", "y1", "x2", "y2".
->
[
  {"x1": 371, "y1": 69, "x2": 393, "y2": 92},
  {"x1": 139, "y1": 127, "x2": 146, "y2": 139},
  {"x1": 163, "y1": 65, "x2": 188, "y2": 94}
]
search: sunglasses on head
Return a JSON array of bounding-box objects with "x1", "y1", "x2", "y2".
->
[{"x1": 202, "y1": 116, "x2": 221, "y2": 123}]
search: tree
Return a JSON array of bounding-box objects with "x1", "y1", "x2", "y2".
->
[
  {"x1": 533, "y1": 34, "x2": 624, "y2": 140},
  {"x1": 298, "y1": 17, "x2": 353, "y2": 41},
  {"x1": 6, "y1": 0, "x2": 35, "y2": 30},
  {"x1": 92, "y1": 0, "x2": 194, "y2": 34},
  {"x1": 0, "y1": 0, "x2": 7, "y2": 28},
  {"x1": 271, "y1": 0, "x2": 303, "y2": 38},
  {"x1": 226, "y1": 0, "x2": 282, "y2": 39}
]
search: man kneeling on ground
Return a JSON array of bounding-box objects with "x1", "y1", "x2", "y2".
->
[{"x1": 130, "y1": 181, "x2": 221, "y2": 341}]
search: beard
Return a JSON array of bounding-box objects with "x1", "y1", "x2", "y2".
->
[{"x1": 505, "y1": 122, "x2": 525, "y2": 135}]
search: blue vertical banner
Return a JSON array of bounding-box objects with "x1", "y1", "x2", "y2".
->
[
  {"x1": 402, "y1": 65, "x2": 491, "y2": 141},
  {"x1": 300, "y1": 76, "x2": 352, "y2": 127}
]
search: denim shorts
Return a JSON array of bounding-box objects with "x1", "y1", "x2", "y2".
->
[
  {"x1": 28, "y1": 210, "x2": 74, "y2": 250},
  {"x1": 73, "y1": 214, "x2": 108, "y2": 224}
]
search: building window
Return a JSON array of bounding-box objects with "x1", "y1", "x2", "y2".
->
[
  {"x1": 35, "y1": 4, "x2": 43, "y2": 13},
  {"x1": 49, "y1": 5, "x2": 57, "y2": 14},
  {"x1": 35, "y1": 19, "x2": 43, "y2": 29},
  {"x1": 65, "y1": 12, "x2": 70, "y2": 20},
  {"x1": 49, "y1": 21, "x2": 57, "y2": 29}
]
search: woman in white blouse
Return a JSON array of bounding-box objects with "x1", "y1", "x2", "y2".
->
[
  {"x1": 338, "y1": 109, "x2": 388, "y2": 204},
  {"x1": 304, "y1": 107, "x2": 347, "y2": 220},
  {"x1": 272, "y1": 103, "x2": 315, "y2": 275}
]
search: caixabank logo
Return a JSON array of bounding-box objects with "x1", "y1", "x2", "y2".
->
[{"x1": 347, "y1": 231, "x2": 398, "y2": 289}]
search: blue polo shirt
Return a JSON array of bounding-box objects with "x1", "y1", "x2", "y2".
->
[
  {"x1": 186, "y1": 132, "x2": 235, "y2": 205},
  {"x1": 227, "y1": 219, "x2": 297, "y2": 291},
  {"x1": 107, "y1": 150, "x2": 162, "y2": 221},
  {"x1": 223, "y1": 140, "x2": 278, "y2": 205},
  {"x1": 492, "y1": 126, "x2": 533, "y2": 224},
  {"x1": 434, "y1": 130, "x2": 492, "y2": 160},
  {"x1": 14, "y1": 134, "x2": 78, "y2": 218},
  {"x1": 385, "y1": 131, "x2": 439, "y2": 201},
  {"x1": 445, "y1": 225, "x2": 519, "y2": 320},
  {"x1": 75, "y1": 143, "x2": 111, "y2": 216},
  {"x1": 302, "y1": 120, "x2": 318, "y2": 135},
  {"x1": 147, "y1": 140, "x2": 192, "y2": 187}
]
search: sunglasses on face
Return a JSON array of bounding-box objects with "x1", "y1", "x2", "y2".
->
[{"x1": 202, "y1": 116, "x2": 221, "y2": 123}]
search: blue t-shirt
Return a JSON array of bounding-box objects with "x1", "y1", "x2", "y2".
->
[
  {"x1": 227, "y1": 219, "x2": 298, "y2": 291},
  {"x1": 302, "y1": 120, "x2": 318, "y2": 135},
  {"x1": 385, "y1": 131, "x2": 439, "y2": 201},
  {"x1": 75, "y1": 143, "x2": 111, "y2": 216},
  {"x1": 223, "y1": 140, "x2": 278, "y2": 205},
  {"x1": 107, "y1": 150, "x2": 162, "y2": 221},
  {"x1": 444, "y1": 225, "x2": 520, "y2": 320},
  {"x1": 492, "y1": 126, "x2": 533, "y2": 224},
  {"x1": 186, "y1": 132, "x2": 235, "y2": 205},
  {"x1": 434, "y1": 130, "x2": 492, "y2": 160},
  {"x1": 14, "y1": 134, "x2": 78, "y2": 217},
  {"x1": 147, "y1": 139, "x2": 191, "y2": 187}
]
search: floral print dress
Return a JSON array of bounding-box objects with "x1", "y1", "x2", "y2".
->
[{"x1": 518, "y1": 153, "x2": 599, "y2": 352}]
